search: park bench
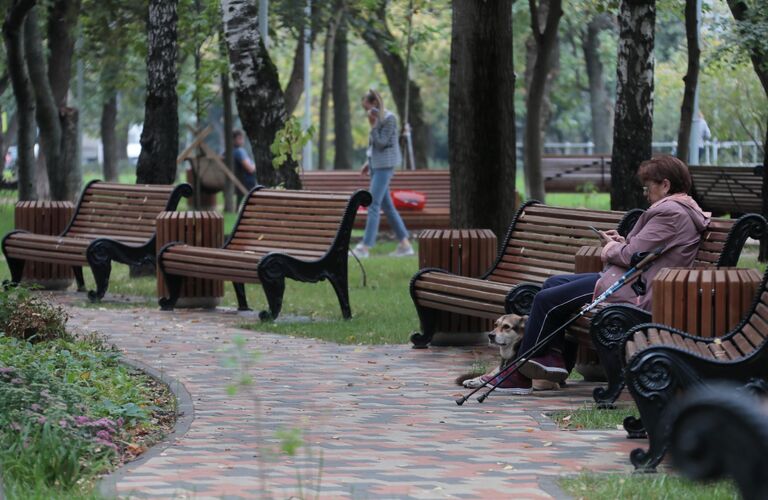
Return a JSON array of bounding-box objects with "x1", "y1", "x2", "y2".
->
[
  {"x1": 1, "y1": 180, "x2": 192, "y2": 300},
  {"x1": 618, "y1": 266, "x2": 768, "y2": 471},
  {"x1": 690, "y1": 164, "x2": 763, "y2": 216},
  {"x1": 300, "y1": 169, "x2": 450, "y2": 230},
  {"x1": 542, "y1": 154, "x2": 611, "y2": 193},
  {"x1": 157, "y1": 186, "x2": 372, "y2": 320},
  {"x1": 408, "y1": 201, "x2": 643, "y2": 348},
  {"x1": 588, "y1": 213, "x2": 767, "y2": 406},
  {"x1": 667, "y1": 384, "x2": 768, "y2": 500}
]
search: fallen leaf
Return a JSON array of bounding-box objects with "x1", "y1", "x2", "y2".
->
[{"x1": 563, "y1": 415, "x2": 572, "y2": 422}]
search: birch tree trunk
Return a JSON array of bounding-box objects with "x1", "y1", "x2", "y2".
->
[
  {"x1": 3, "y1": 0, "x2": 37, "y2": 200},
  {"x1": 333, "y1": 13, "x2": 354, "y2": 170},
  {"x1": 221, "y1": 0, "x2": 300, "y2": 189},
  {"x1": 583, "y1": 14, "x2": 614, "y2": 154},
  {"x1": 523, "y1": 0, "x2": 562, "y2": 202},
  {"x1": 136, "y1": 0, "x2": 179, "y2": 185},
  {"x1": 675, "y1": 0, "x2": 699, "y2": 163},
  {"x1": 610, "y1": 0, "x2": 655, "y2": 211},
  {"x1": 449, "y1": 0, "x2": 517, "y2": 244}
]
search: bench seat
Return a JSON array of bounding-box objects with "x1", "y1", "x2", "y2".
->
[
  {"x1": 589, "y1": 213, "x2": 767, "y2": 406},
  {"x1": 409, "y1": 201, "x2": 643, "y2": 347},
  {"x1": 621, "y1": 274, "x2": 768, "y2": 471},
  {"x1": 158, "y1": 187, "x2": 372, "y2": 320},
  {"x1": 2, "y1": 181, "x2": 192, "y2": 300}
]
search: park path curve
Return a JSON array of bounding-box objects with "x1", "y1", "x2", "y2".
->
[{"x1": 60, "y1": 300, "x2": 637, "y2": 499}]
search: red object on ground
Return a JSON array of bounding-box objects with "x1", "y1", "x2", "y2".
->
[{"x1": 390, "y1": 190, "x2": 426, "y2": 211}]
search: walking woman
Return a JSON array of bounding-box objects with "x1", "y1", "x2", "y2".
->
[{"x1": 351, "y1": 89, "x2": 414, "y2": 258}]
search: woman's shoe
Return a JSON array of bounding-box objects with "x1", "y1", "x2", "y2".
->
[
  {"x1": 389, "y1": 243, "x2": 415, "y2": 257},
  {"x1": 349, "y1": 243, "x2": 370, "y2": 259}
]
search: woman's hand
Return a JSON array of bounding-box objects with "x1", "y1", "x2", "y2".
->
[
  {"x1": 601, "y1": 229, "x2": 626, "y2": 244},
  {"x1": 367, "y1": 108, "x2": 379, "y2": 127},
  {"x1": 360, "y1": 163, "x2": 370, "y2": 176}
]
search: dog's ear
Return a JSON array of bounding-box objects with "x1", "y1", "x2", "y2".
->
[{"x1": 519, "y1": 315, "x2": 529, "y2": 332}]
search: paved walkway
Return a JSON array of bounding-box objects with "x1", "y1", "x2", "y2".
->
[{"x1": 59, "y1": 298, "x2": 638, "y2": 499}]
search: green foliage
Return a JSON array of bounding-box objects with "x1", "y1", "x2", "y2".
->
[
  {"x1": 271, "y1": 117, "x2": 315, "y2": 170},
  {"x1": 0, "y1": 287, "x2": 70, "y2": 343}
]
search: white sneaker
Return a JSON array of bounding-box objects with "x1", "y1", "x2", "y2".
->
[
  {"x1": 389, "y1": 244, "x2": 415, "y2": 257},
  {"x1": 349, "y1": 243, "x2": 369, "y2": 259}
]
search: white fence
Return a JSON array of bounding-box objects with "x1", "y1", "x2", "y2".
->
[{"x1": 516, "y1": 140, "x2": 764, "y2": 166}]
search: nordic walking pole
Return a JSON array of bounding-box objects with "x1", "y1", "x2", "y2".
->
[{"x1": 456, "y1": 245, "x2": 665, "y2": 406}]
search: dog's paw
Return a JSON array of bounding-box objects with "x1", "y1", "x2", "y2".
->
[{"x1": 462, "y1": 375, "x2": 487, "y2": 389}]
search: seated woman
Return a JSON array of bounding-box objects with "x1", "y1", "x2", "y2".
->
[{"x1": 490, "y1": 155, "x2": 711, "y2": 394}]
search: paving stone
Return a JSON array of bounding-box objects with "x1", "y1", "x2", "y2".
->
[{"x1": 52, "y1": 294, "x2": 637, "y2": 499}]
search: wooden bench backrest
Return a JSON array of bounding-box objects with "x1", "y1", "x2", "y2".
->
[
  {"x1": 486, "y1": 202, "x2": 634, "y2": 285},
  {"x1": 65, "y1": 182, "x2": 183, "y2": 243},
  {"x1": 226, "y1": 189, "x2": 356, "y2": 259},
  {"x1": 694, "y1": 217, "x2": 736, "y2": 268},
  {"x1": 301, "y1": 170, "x2": 450, "y2": 208},
  {"x1": 690, "y1": 165, "x2": 762, "y2": 214}
]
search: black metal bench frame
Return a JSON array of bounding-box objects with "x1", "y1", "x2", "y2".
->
[
  {"x1": 409, "y1": 200, "x2": 643, "y2": 348},
  {"x1": 2, "y1": 180, "x2": 192, "y2": 301},
  {"x1": 157, "y1": 186, "x2": 372, "y2": 320},
  {"x1": 620, "y1": 267, "x2": 768, "y2": 471},
  {"x1": 589, "y1": 213, "x2": 767, "y2": 407}
]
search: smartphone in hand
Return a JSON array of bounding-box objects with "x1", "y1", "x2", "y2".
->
[{"x1": 588, "y1": 226, "x2": 607, "y2": 242}]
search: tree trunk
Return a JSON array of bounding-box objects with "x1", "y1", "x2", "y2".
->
[
  {"x1": 136, "y1": 0, "x2": 179, "y2": 185},
  {"x1": 25, "y1": 9, "x2": 68, "y2": 200},
  {"x1": 221, "y1": 0, "x2": 300, "y2": 189},
  {"x1": 47, "y1": 0, "x2": 81, "y2": 108},
  {"x1": 284, "y1": 28, "x2": 305, "y2": 117},
  {"x1": 3, "y1": 0, "x2": 37, "y2": 200},
  {"x1": 449, "y1": 0, "x2": 517, "y2": 245},
  {"x1": 610, "y1": 0, "x2": 655, "y2": 211},
  {"x1": 583, "y1": 14, "x2": 614, "y2": 154},
  {"x1": 318, "y1": 8, "x2": 343, "y2": 170},
  {"x1": 333, "y1": 13, "x2": 354, "y2": 170},
  {"x1": 724, "y1": 1, "x2": 767, "y2": 260},
  {"x1": 101, "y1": 92, "x2": 119, "y2": 181},
  {"x1": 118, "y1": 120, "x2": 129, "y2": 161},
  {"x1": 675, "y1": 0, "x2": 699, "y2": 163},
  {"x1": 523, "y1": 0, "x2": 563, "y2": 202},
  {"x1": 222, "y1": 70, "x2": 235, "y2": 212},
  {"x1": 351, "y1": 6, "x2": 431, "y2": 168}
]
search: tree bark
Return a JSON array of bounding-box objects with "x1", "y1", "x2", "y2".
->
[
  {"x1": 25, "y1": 8, "x2": 70, "y2": 200},
  {"x1": 583, "y1": 14, "x2": 614, "y2": 154},
  {"x1": 724, "y1": 0, "x2": 767, "y2": 260},
  {"x1": 47, "y1": 0, "x2": 81, "y2": 108},
  {"x1": 332, "y1": 13, "x2": 354, "y2": 170},
  {"x1": 318, "y1": 8, "x2": 343, "y2": 170},
  {"x1": 675, "y1": 0, "x2": 699, "y2": 163},
  {"x1": 221, "y1": 0, "x2": 300, "y2": 189},
  {"x1": 610, "y1": 0, "x2": 655, "y2": 211},
  {"x1": 449, "y1": 0, "x2": 517, "y2": 245},
  {"x1": 284, "y1": 28, "x2": 305, "y2": 116},
  {"x1": 3, "y1": 0, "x2": 37, "y2": 200},
  {"x1": 136, "y1": 0, "x2": 179, "y2": 185},
  {"x1": 523, "y1": 0, "x2": 563, "y2": 202},
  {"x1": 101, "y1": 92, "x2": 118, "y2": 181},
  {"x1": 118, "y1": 120, "x2": 129, "y2": 161},
  {"x1": 351, "y1": 5, "x2": 431, "y2": 168},
  {"x1": 222, "y1": 70, "x2": 235, "y2": 212}
]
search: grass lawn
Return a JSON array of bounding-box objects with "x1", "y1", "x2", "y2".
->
[{"x1": 560, "y1": 473, "x2": 738, "y2": 499}]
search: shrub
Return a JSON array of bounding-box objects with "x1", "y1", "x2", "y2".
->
[{"x1": 0, "y1": 287, "x2": 69, "y2": 342}]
